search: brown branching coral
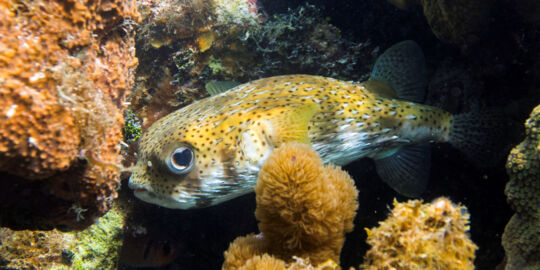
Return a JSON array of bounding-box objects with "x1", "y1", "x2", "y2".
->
[
  {"x1": 255, "y1": 143, "x2": 358, "y2": 265},
  {"x1": 0, "y1": 0, "x2": 139, "y2": 230},
  {"x1": 0, "y1": 228, "x2": 69, "y2": 269},
  {"x1": 360, "y1": 197, "x2": 478, "y2": 270},
  {"x1": 223, "y1": 142, "x2": 359, "y2": 269},
  {"x1": 224, "y1": 235, "x2": 340, "y2": 270},
  {"x1": 224, "y1": 234, "x2": 271, "y2": 270}
]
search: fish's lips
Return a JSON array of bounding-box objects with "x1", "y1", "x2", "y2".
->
[{"x1": 128, "y1": 178, "x2": 196, "y2": 209}]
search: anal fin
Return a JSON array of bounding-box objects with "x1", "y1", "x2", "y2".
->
[{"x1": 374, "y1": 143, "x2": 431, "y2": 197}]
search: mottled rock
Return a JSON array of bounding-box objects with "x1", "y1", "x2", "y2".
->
[{"x1": 0, "y1": 0, "x2": 139, "y2": 230}]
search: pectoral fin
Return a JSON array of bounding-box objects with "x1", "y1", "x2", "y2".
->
[
  {"x1": 269, "y1": 103, "x2": 319, "y2": 145},
  {"x1": 240, "y1": 103, "x2": 319, "y2": 165}
]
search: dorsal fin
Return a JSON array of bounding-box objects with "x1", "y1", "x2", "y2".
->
[
  {"x1": 205, "y1": 81, "x2": 242, "y2": 96},
  {"x1": 369, "y1": 40, "x2": 427, "y2": 103},
  {"x1": 361, "y1": 80, "x2": 398, "y2": 99}
]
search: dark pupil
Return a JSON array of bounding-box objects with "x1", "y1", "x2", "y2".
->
[{"x1": 172, "y1": 149, "x2": 191, "y2": 167}]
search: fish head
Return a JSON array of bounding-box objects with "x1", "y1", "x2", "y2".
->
[
  {"x1": 128, "y1": 99, "x2": 274, "y2": 209},
  {"x1": 129, "y1": 80, "x2": 320, "y2": 209}
]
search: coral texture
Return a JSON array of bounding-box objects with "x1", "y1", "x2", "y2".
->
[
  {"x1": 0, "y1": 228, "x2": 70, "y2": 269},
  {"x1": 223, "y1": 234, "x2": 272, "y2": 270},
  {"x1": 131, "y1": 2, "x2": 375, "y2": 130},
  {"x1": 224, "y1": 236, "x2": 339, "y2": 270},
  {"x1": 0, "y1": 0, "x2": 139, "y2": 230},
  {"x1": 502, "y1": 104, "x2": 540, "y2": 270},
  {"x1": 132, "y1": 0, "x2": 261, "y2": 129},
  {"x1": 68, "y1": 204, "x2": 126, "y2": 269},
  {"x1": 0, "y1": 202, "x2": 127, "y2": 270},
  {"x1": 360, "y1": 197, "x2": 478, "y2": 270},
  {"x1": 255, "y1": 143, "x2": 359, "y2": 265},
  {"x1": 223, "y1": 142, "x2": 358, "y2": 269}
]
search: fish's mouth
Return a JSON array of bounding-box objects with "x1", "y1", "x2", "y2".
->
[
  {"x1": 133, "y1": 188, "x2": 148, "y2": 195},
  {"x1": 128, "y1": 180, "x2": 197, "y2": 209}
]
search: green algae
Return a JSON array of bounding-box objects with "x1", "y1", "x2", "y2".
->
[
  {"x1": 503, "y1": 104, "x2": 540, "y2": 270},
  {"x1": 123, "y1": 109, "x2": 142, "y2": 143},
  {"x1": 208, "y1": 56, "x2": 226, "y2": 75},
  {"x1": 50, "y1": 205, "x2": 126, "y2": 270}
]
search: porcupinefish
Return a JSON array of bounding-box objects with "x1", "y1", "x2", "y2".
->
[{"x1": 129, "y1": 40, "x2": 496, "y2": 209}]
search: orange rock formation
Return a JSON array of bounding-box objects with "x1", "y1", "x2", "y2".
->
[{"x1": 0, "y1": 0, "x2": 139, "y2": 230}]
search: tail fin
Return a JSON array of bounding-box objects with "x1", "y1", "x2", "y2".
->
[
  {"x1": 449, "y1": 110, "x2": 507, "y2": 167},
  {"x1": 369, "y1": 40, "x2": 428, "y2": 103}
]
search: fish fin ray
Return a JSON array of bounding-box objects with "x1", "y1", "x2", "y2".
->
[
  {"x1": 271, "y1": 103, "x2": 319, "y2": 145},
  {"x1": 374, "y1": 143, "x2": 431, "y2": 197},
  {"x1": 449, "y1": 110, "x2": 508, "y2": 167},
  {"x1": 205, "y1": 81, "x2": 242, "y2": 96},
  {"x1": 369, "y1": 40, "x2": 427, "y2": 103}
]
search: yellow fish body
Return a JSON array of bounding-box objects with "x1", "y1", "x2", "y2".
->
[{"x1": 129, "y1": 41, "x2": 490, "y2": 209}]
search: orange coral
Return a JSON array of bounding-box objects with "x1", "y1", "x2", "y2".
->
[
  {"x1": 256, "y1": 143, "x2": 358, "y2": 265},
  {"x1": 0, "y1": 0, "x2": 139, "y2": 230},
  {"x1": 0, "y1": 228, "x2": 69, "y2": 269},
  {"x1": 224, "y1": 235, "x2": 339, "y2": 270},
  {"x1": 239, "y1": 254, "x2": 288, "y2": 270},
  {"x1": 223, "y1": 234, "x2": 272, "y2": 270},
  {"x1": 223, "y1": 142, "x2": 358, "y2": 269},
  {"x1": 360, "y1": 197, "x2": 478, "y2": 270}
]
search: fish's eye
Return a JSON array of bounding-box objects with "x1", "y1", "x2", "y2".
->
[{"x1": 166, "y1": 146, "x2": 194, "y2": 174}]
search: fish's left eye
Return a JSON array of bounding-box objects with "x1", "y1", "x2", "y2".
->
[{"x1": 166, "y1": 146, "x2": 194, "y2": 174}]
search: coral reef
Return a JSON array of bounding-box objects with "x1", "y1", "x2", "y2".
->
[
  {"x1": 222, "y1": 144, "x2": 479, "y2": 270},
  {"x1": 0, "y1": 228, "x2": 71, "y2": 269},
  {"x1": 360, "y1": 197, "x2": 478, "y2": 270},
  {"x1": 132, "y1": 0, "x2": 261, "y2": 129},
  {"x1": 387, "y1": 0, "x2": 493, "y2": 45},
  {"x1": 223, "y1": 142, "x2": 359, "y2": 269},
  {"x1": 131, "y1": 2, "x2": 375, "y2": 130},
  {"x1": 246, "y1": 4, "x2": 374, "y2": 80},
  {"x1": 68, "y1": 203, "x2": 126, "y2": 269},
  {"x1": 502, "y1": 104, "x2": 540, "y2": 270},
  {"x1": 0, "y1": 202, "x2": 127, "y2": 270},
  {"x1": 0, "y1": 0, "x2": 139, "y2": 230}
]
